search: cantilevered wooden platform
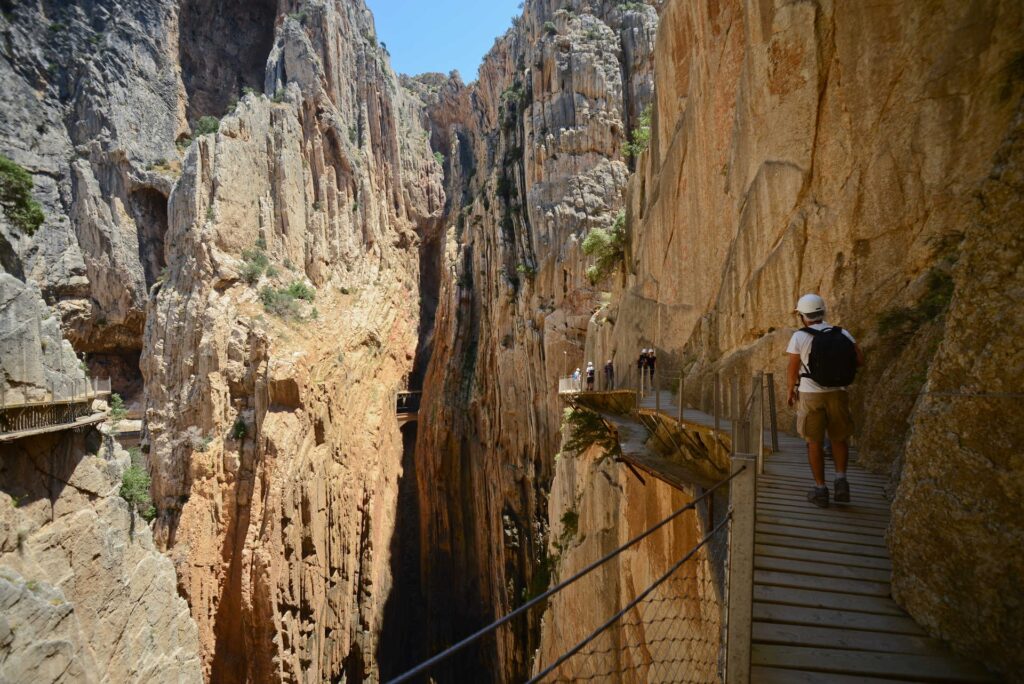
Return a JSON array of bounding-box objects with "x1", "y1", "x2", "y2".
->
[
  {"x1": 573, "y1": 386, "x2": 996, "y2": 682},
  {"x1": 749, "y1": 433, "x2": 995, "y2": 682}
]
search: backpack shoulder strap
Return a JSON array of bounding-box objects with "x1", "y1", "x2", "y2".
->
[{"x1": 800, "y1": 326, "x2": 820, "y2": 335}]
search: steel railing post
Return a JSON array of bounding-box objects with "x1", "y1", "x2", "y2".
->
[
  {"x1": 765, "y1": 372, "x2": 779, "y2": 453},
  {"x1": 655, "y1": 369, "x2": 661, "y2": 413},
  {"x1": 677, "y1": 374, "x2": 684, "y2": 423},
  {"x1": 755, "y1": 373, "x2": 765, "y2": 474},
  {"x1": 714, "y1": 372, "x2": 721, "y2": 435}
]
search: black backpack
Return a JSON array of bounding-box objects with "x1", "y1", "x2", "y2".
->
[{"x1": 801, "y1": 326, "x2": 858, "y2": 387}]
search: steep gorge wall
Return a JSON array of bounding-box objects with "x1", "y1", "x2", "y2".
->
[
  {"x1": 0, "y1": 433, "x2": 201, "y2": 682},
  {"x1": 584, "y1": 0, "x2": 1023, "y2": 676},
  {"x1": 142, "y1": 3, "x2": 443, "y2": 681},
  {"x1": 412, "y1": 1, "x2": 659, "y2": 678}
]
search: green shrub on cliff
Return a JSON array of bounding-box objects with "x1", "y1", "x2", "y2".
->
[
  {"x1": 623, "y1": 104, "x2": 652, "y2": 160},
  {"x1": 120, "y1": 449, "x2": 155, "y2": 522},
  {"x1": 0, "y1": 154, "x2": 45, "y2": 235},
  {"x1": 581, "y1": 211, "x2": 626, "y2": 284},
  {"x1": 561, "y1": 406, "x2": 621, "y2": 459},
  {"x1": 194, "y1": 115, "x2": 220, "y2": 136}
]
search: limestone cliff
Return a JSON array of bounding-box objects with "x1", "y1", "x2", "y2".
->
[
  {"x1": 0, "y1": 1, "x2": 187, "y2": 402},
  {"x1": 582, "y1": 0, "x2": 1023, "y2": 678},
  {"x1": 141, "y1": 3, "x2": 443, "y2": 681},
  {"x1": 411, "y1": 1, "x2": 659, "y2": 678},
  {"x1": 0, "y1": 432, "x2": 201, "y2": 682}
]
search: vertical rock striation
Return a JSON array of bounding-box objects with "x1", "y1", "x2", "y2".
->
[
  {"x1": 142, "y1": 3, "x2": 443, "y2": 681},
  {"x1": 412, "y1": 1, "x2": 659, "y2": 678}
]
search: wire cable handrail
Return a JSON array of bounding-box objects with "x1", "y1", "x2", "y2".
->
[
  {"x1": 386, "y1": 466, "x2": 746, "y2": 684},
  {"x1": 527, "y1": 511, "x2": 733, "y2": 683}
]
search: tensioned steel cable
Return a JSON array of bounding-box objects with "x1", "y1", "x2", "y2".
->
[
  {"x1": 386, "y1": 466, "x2": 745, "y2": 684},
  {"x1": 527, "y1": 511, "x2": 733, "y2": 683}
]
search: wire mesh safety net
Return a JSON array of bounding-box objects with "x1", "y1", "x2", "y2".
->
[{"x1": 530, "y1": 509, "x2": 731, "y2": 684}]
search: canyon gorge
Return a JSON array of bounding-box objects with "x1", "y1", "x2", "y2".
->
[{"x1": 1, "y1": 0, "x2": 1021, "y2": 682}]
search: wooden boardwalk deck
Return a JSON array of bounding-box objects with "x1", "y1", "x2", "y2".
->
[{"x1": 621, "y1": 388, "x2": 997, "y2": 682}]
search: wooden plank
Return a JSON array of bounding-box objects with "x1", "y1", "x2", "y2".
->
[
  {"x1": 750, "y1": 645, "x2": 998, "y2": 682},
  {"x1": 757, "y1": 492, "x2": 892, "y2": 512},
  {"x1": 752, "y1": 622, "x2": 950, "y2": 656},
  {"x1": 758, "y1": 481, "x2": 889, "y2": 500},
  {"x1": 756, "y1": 506, "x2": 890, "y2": 528},
  {"x1": 756, "y1": 523, "x2": 887, "y2": 548},
  {"x1": 755, "y1": 543, "x2": 892, "y2": 571},
  {"x1": 761, "y1": 466, "x2": 888, "y2": 483},
  {"x1": 752, "y1": 602, "x2": 924, "y2": 636},
  {"x1": 755, "y1": 570, "x2": 890, "y2": 597},
  {"x1": 758, "y1": 513, "x2": 888, "y2": 536},
  {"x1": 757, "y1": 500, "x2": 891, "y2": 521},
  {"x1": 754, "y1": 585, "x2": 904, "y2": 616},
  {"x1": 756, "y1": 532, "x2": 890, "y2": 559},
  {"x1": 750, "y1": 666, "x2": 910, "y2": 683},
  {"x1": 726, "y1": 458, "x2": 756, "y2": 684},
  {"x1": 754, "y1": 555, "x2": 891, "y2": 583}
]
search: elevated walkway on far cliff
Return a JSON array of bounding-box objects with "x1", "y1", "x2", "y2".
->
[
  {"x1": 396, "y1": 391, "x2": 420, "y2": 426},
  {"x1": 0, "y1": 379, "x2": 111, "y2": 444},
  {"x1": 566, "y1": 379, "x2": 997, "y2": 683}
]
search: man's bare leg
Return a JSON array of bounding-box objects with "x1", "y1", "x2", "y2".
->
[
  {"x1": 807, "y1": 441, "x2": 826, "y2": 486},
  {"x1": 832, "y1": 439, "x2": 849, "y2": 475}
]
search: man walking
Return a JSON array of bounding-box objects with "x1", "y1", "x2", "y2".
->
[
  {"x1": 786, "y1": 294, "x2": 864, "y2": 508},
  {"x1": 585, "y1": 362, "x2": 596, "y2": 391},
  {"x1": 604, "y1": 359, "x2": 614, "y2": 390}
]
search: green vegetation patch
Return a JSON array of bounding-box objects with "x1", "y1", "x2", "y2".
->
[
  {"x1": 260, "y1": 280, "x2": 315, "y2": 320},
  {"x1": 561, "y1": 406, "x2": 622, "y2": 458},
  {"x1": 581, "y1": 211, "x2": 626, "y2": 284},
  {"x1": 240, "y1": 246, "x2": 270, "y2": 284},
  {"x1": 108, "y1": 393, "x2": 127, "y2": 426},
  {"x1": 194, "y1": 115, "x2": 220, "y2": 136},
  {"x1": 120, "y1": 448, "x2": 156, "y2": 522},
  {"x1": 623, "y1": 104, "x2": 652, "y2": 160},
  {"x1": 0, "y1": 154, "x2": 45, "y2": 235}
]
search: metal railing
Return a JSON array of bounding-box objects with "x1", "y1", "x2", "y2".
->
[
  {"x1": 396, "y1": 390, "x2": 421, "y2": 415},
  {"x1": 387, "y1": 468, "x2": 744, "y2": 684},
  {"x1": 0, "y1": 377, "x2": 111, "y2": 435}
]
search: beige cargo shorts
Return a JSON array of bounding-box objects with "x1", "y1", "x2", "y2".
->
[{"x1": 797, "y1": 390, "x2": 854, "y2": 443}]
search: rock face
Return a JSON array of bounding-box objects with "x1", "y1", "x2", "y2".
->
[
  {"x1": 581, "y1": 0, "x2": 1023, "y2": 678},
  {"x1": 411, "y1": 1, "x2": 659, "y2": 678},
  {"x1": 0, "y1": 273, "x2": 86, "y2": 403},
  {"x1": 889, "y1": 106, "x2": 1024, "y2": 677},
  {"x1": 0, "y1": 432, "x2": 201, "y2": 682},
  {"x1": 0, "y1": 1, "x2": 185, "y2": 400},
  {"x1": 141, "y1": 3, "x2": 443, "y2": 681}
]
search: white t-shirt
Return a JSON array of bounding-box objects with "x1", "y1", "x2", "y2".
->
[{"x1": 786, "y1": 322, "x2": 856, "y2": 393}]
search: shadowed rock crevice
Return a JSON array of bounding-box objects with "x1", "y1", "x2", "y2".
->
[{"x1": 178, "y1": 0, "x2": 277, "y2": 121}]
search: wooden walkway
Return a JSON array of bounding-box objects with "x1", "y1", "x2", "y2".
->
[
  {"x1": 749, "y1": 433, "x2": 995, "y2": 682},
  {"x1": 615, "y1": 388, "x2": 997, "y2": 682}
]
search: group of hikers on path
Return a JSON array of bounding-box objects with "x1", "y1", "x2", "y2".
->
[
  {"x1": 562, "y1": 293, "x2": 862, "y2": 510},
  {"x1": 570, "y1": 351, "x2": 654, "y2": 392}
]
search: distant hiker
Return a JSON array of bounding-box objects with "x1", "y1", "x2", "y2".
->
[
  {"x1": 636, "y1": 350, "x2": 646, "y2": 387},
  {"x1": 573, "y1": 367, "x2": 582, "y2": 392},
  {"x1": 786, "y1": 294, "x2": 864, "y2": 508},
  {"x1": 586, "y1": 362, "x2": 595, "y2": 391},
  {"x1": 648, "y1": 349, "x2": 657, "y2": 381},
  {"x1": 604, "y1": 359, "x2": 614, "y2": 390}
]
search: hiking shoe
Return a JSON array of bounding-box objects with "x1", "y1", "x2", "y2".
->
[
  {"x1": 806, "y1": 486, "x2": 830, "y2": 509},
  {"x1": 834, "y1": 477, "x2": 850, "y2": 503}
]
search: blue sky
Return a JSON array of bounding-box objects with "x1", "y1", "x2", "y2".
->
[{"x1": 365, "y1": 0, "x2": 523, "y2": 81}]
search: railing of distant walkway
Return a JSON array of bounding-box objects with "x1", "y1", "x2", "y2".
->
[
  {"x1": 396, "y1": 390, "x2": 421, "y2": 416},
  {"x1": 387, "y1": 371, "x2": 776, "y2": 684},
  {"x1": 0, "y1": 377, "x2": 112, "y2": 435}
]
